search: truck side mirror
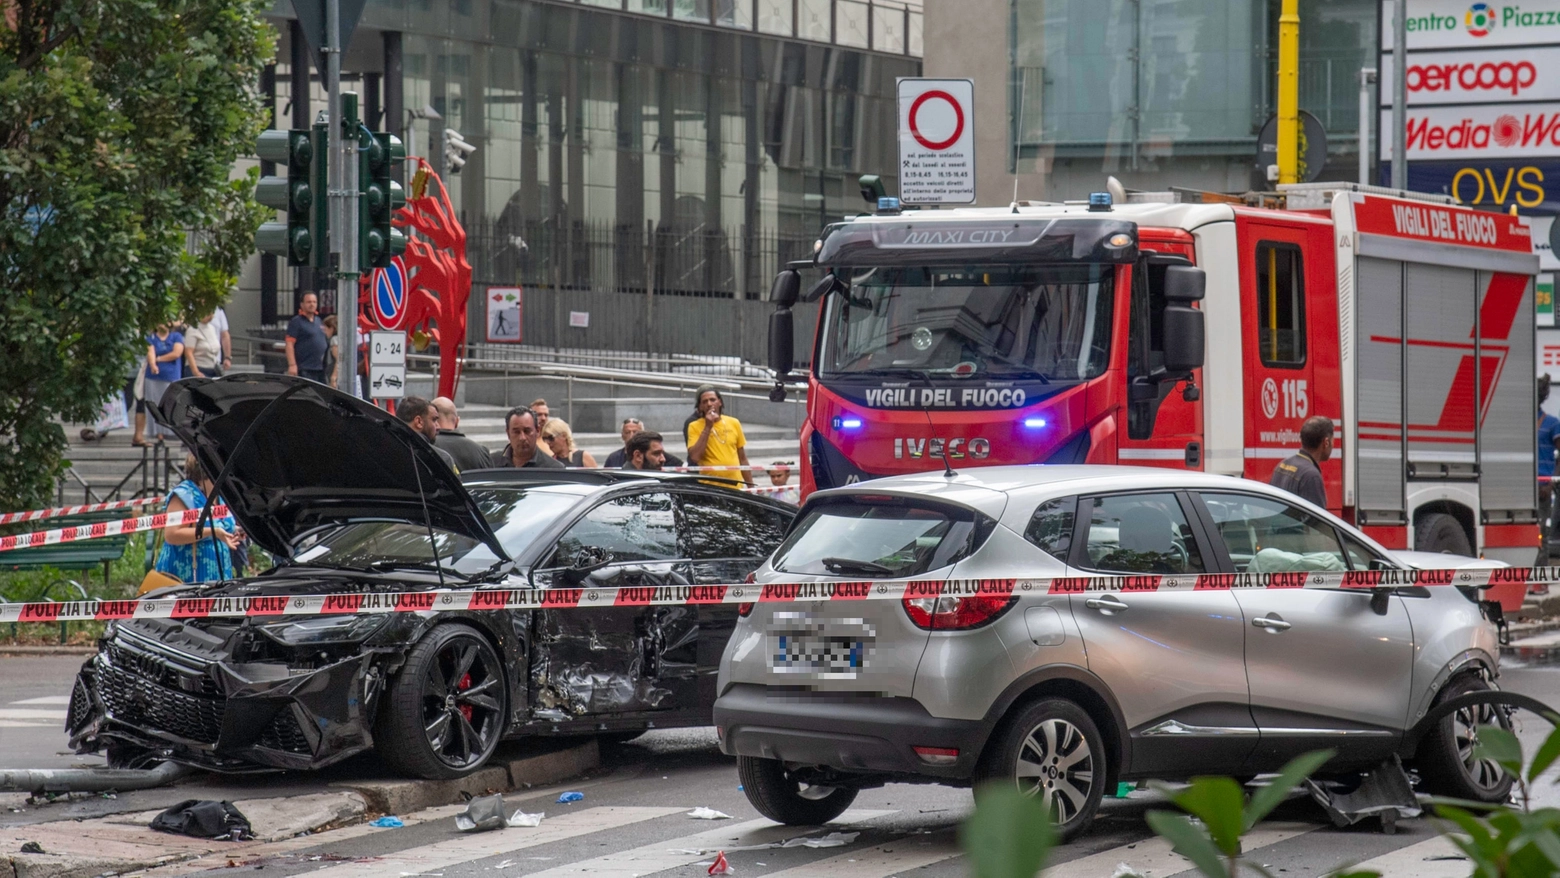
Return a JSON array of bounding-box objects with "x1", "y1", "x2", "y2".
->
[
  {"x1": 1161, "y1": 305, "x2": 1205, "y2": 372},
  {"x1": 769, "y1": 308, "x2": 795, "y2": 386},
  {"x1": 769, "y1": 269, "x2": 801, "y2": 307},
  {"x1": 1163, "y1": 265, "x2": 1206, "y2": 302}
]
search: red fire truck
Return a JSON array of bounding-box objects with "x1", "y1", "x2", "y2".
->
[{"x1": 766, "y1": 181, "x2": 1541, "y2": 568}]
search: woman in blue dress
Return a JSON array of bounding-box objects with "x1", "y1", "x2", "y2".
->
[{"x1": 154, "y1": 453, "x2": 242, "y2": 583}]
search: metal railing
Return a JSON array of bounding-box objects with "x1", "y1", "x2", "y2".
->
[{"x1": 56, "y1": 443, "x2": 183, "y2": 506}]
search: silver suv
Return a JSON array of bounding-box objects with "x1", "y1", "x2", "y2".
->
[{"x1": 714, "y1": 466, "x2": 1509, "y2": 840}]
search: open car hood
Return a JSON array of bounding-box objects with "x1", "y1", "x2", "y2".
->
[{"x1": 157, "y1": 375, "x2": 506, "y2": 560}]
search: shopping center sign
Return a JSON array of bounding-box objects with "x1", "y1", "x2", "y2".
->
[{"x1": 1383, "y1": 0, "x2": 1560, "y2": 49}]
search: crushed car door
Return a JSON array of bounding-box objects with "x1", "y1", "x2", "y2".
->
[
  {"x1": 678, "y1": 491, "x2": 794, "y2": 707},
  {"x1": 528, "y1": 491, "x2": 696, "y2": 720}
]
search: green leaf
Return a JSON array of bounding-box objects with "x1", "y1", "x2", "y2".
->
[
  {"x1": 960, "y1": 784, "x2": 1055, "y2": 878},
  {"x1": 1529, "y1": 723, "x2": 1560, "y2": 784},
  {"x1": 1245, "y1": 749, "x2": 1335, "y2": 830},
  {"x1": 1145, "y1": 810, "x2": 1230, "y2": 878},
  {"x1": 1528, "y1": 826, "x2": 1560, "y2": 867},
  {"x1": 1166, "y1": 777, "x2": 1247, "y2": 855},
  {"x1": 1435, "y1": 804, "x2": 1498, "y2": 852},
  {"x1": 1473, "y1": 726, "x2": 1525, "y2": 780}
]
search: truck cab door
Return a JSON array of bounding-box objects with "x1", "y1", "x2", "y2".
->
[
  {"x1": 1238, "y1": 222, "x2": 1340, "y2": 508},
  {"x1": 1118, "y1": 258, "x2": 1205, "y2": 470}
]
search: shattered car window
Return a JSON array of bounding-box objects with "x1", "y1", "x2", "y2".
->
[
  {"x1": 296, "y1": 488, "x2": 582, "y2": 575},
  {"x1": 551, "y1": 492, "x2": 679, "y2": 566}
]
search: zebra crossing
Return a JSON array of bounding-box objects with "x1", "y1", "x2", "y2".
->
[
  {"x1": 0, "y1": 694, "x2": 68, "y2": 728},
  {"x1": 124, "y1": 793, "x2": 1476, "y2": 878}
]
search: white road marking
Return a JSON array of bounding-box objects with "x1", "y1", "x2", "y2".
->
[
  {"x1": 0, "y1": 709, "x2": 67, "y2": 720},
  {"x1": 11, "y1": 696, "x2": 71, "y2": 706},
  {"x1": 759, "y1": 836, "x2": 961, "y2": 877},
  {"x1": 520, "y1": 809, "x2": 897, "y2": 878},
  {"x1": 1042, "y1": 822, "x2": 1319, "y2": 878},
  {"x1": 0, "y1": 720, "x2": 55, "y2": 728},
  {"x1": 1347, "y1": 834, "x2": 1470, "y2": 877},
  {"x1": 296, "y1": 806, "x2": 685, "y2": 878}
]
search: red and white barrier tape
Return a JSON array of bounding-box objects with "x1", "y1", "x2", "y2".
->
[
  {"x1": 0, "y1": 566, "x2": 1538, "y2": 623},
  {"x1": 0, "y1": 497, "x2": 158, "y2": 527},
  {"x1": 0, "y1": 505, "x2": 229, "y2": 554}
]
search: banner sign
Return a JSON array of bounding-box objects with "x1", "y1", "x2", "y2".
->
[
  {"x1": 1383, "y1": 0, "x2": 1560, "y2": 50},
  {"x1": 1387, "y1": 158, "x2": 1560, "y2": 213},
  {"x1": 1381, "y1": 102, "x2": 1560, "y2": 161},
  {"x1": 1380, "y1": 46, "x2": 1560, "y2": 105}
]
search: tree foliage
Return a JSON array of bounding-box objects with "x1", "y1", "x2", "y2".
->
[{"x1": 0, "y1": 0, "x2": 273, "y2": 508}]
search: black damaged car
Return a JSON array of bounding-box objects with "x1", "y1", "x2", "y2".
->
[{"x1": 66, "y1": 375, "x2": 795, "y2": 778}]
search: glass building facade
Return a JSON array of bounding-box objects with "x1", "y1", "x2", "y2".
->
[
  {"x1": 1010, "y1": 0, "x2": 1377, "y2": 195},
  {"x1": 251, "y1": 0, "x2": 921, "y2": 327}
]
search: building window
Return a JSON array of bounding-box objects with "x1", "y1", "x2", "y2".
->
[{"x1": 1256, "y1": 241, "x2": 1305, "y2": 367}]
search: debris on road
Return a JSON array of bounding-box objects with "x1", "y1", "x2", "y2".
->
[
  {"x1": 1304, "y1": 758, "x2": 1422, "y2": 833},
  {"x1": 557, "y1": 791, "x2": 585, "y2": 803},
  {"x1": 707, "y1": 851, "x2": 733, "y2": 874},
  {"x1": 677, "y1": 831, "x2": 860, "y2": 855},
  {"x1": 371, "y1": 816, "x2": 405, "y2": 827},
  {"x1": 455, "y1": 794, "x2": 509, "y2": 832},
  {"x1": 688, "y1": 807, "x2": 732, "y2": 820},
  {"x1": 507, "y1": 810, "x2": 544, "y2": 828},
  {"x1": 19, "y1": 841, "x2": 44, "y2": 854},
  {"x1": 149, "y1": 799, "x2": 253, "y2": 841}
]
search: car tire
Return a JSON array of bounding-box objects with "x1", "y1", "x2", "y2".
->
[
  {"x1": 1416, "y1": 675, "x2": 1515, "y2": 803},
  {"x1": 977, "y1": 698, "x2": 1105, "y2": 842},
  {"x1": 737, "y1": 756, "x2": 858, "y2": 825},
  {"x1": 1416, "y1": 512, "x2": 1472, "y2": 555},
  {"x1": 376, "y1": 625, "x2": 508, "y2": 780}
]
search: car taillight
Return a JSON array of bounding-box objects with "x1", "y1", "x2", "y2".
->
[
  {"x1": 902, "y1": 594, "x2": 1015, "y2": 630},
  {"x1": 739, "y1": 573, "x2": 756, "y2": 616}
]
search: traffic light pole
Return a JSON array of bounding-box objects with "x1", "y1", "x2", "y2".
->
[{"x1": 323, "y1": 0, "x2": 362, "y2": 398}]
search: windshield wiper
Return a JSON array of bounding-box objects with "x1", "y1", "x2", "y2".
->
[{"x1": 821, "y1": 556, "x2": 897, "y2": 576}]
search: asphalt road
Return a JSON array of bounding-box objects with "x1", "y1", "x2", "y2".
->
[{"x1": 6, "y1": 655, "x2": 1560, "y2": 876}]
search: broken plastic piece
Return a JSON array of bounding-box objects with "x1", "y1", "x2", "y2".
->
[
  {"x1": 1304, "y1": 757, "x2": 1422, "y2": 833},
  {"x1": 19, "y1": 841, "x2": 43, "y2": 854},
  {"x1": 455, "y1": 794, "x2": 509, "y2": 832},
  {"x1": 557, "y1": 791, "x2": 584, "y2": 803},
  {"x1": 677, "y1": 831, "x2": 861, "y2": 855},
  {"x1": 371, "y1": 816, "x2": 404, "y2": 828},
  {"x1": 688, "y1": 807, "x2": 732, "y2": 820},
  {"x1": 508, "y1": 810, "x2": 544, "y2": 828},
  {"x1": 1111, "y1": 864, "x2": 1146, "y2": 878},
  {"x1": 708, "y1": 851, "x2": 734, "y2": 875}
]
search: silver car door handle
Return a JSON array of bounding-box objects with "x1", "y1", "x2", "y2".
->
[
  {"x1": 1252, "y1": 615, "x2": 1292, "y2": 631},
  {"x1": 1085, "y1": 596, "x2": 1129, "y2": 613}
]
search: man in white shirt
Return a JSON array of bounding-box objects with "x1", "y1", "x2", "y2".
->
[{"x1": 209, "y1": 307, "x2": 233, "y2": 372}]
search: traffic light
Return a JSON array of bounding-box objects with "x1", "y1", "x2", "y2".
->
[
  {"x1": 443, "y1": 128, "x2": 476, "y2": 174},
  {"x1": 360, "y1": 131, "x2": 407, "y2": 269},
  {"x1": 254, "y1": 127, "x2": 327, "y2": 268}
]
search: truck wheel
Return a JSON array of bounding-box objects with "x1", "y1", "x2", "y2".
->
[
  {"x1": 1416, "y1": 512, "x2": 1472, "y2": 555},
  {"x1": 1416, "y1": 675, "x2": 1515, "y2": 803},
  {"x1": 737, "y1": 756, "x2": 858, "y2": 825},
  {"x1": 977, "y1": 698, "x2": 1105, "y2": 842},
  {"x1": 376, "y1": 625, "x2": 507, "y2": 779}
]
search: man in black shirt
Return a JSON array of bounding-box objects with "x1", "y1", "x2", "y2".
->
[
  {"x1": 490, "y1": 407, "x2": 564, "y2": 469},
  {"x1": 605, "y1": 417, "x2": 684, "y2": 469},
  {"x1": 396, "y1": 396, "x2": 459, "y2": 472},
  {"x1": 621, "y1": 431, "x2": 667, "y2": 471},
  {"x1": 1270, "y1": 416, "x2": 1332, "y2": 508},
  {"x1": 431, "y1": 397, "x2": 495, "y2": 472}
]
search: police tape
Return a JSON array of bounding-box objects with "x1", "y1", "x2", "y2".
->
[
  {"x1": 0, "y1": 505, "x2": 230, "y2": 553},
  {"x1": 0, "y1": 566, "x2": 1544, "y2": 624},
  {"x1": 0, "y1": 497, "x2": 159, "y2": 526}
]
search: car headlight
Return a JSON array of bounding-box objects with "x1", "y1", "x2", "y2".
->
[{"x1": 256, "y1": 615, "x2": 390, "y2": 646}]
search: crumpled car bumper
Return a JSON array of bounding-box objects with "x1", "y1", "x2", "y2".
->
[{"x1": 67, "y1": 625, "x2": 385, "y2": 772}]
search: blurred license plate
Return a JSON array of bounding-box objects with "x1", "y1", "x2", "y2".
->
[{"x1": 768, "y1": 613, "x2": 873, "y2": 678}]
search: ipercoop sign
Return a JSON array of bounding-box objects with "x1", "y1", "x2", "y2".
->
[{"x1": 1380, "y1": 47, "x2": 1560, "y2": 104}]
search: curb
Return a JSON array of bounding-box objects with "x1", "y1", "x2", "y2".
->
[
  {"x1": 332, "y1": 738, "x2": 600, "y2": 815},
  {"x1": 0, "y1": 739, "x2": 600, "y2": 878}
]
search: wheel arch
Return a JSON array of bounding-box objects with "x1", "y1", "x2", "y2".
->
[
  {"x1": 1401, "y1": 650, "x2": 1498, "y2": 760},
  {"x1": 397, "y1": 613, "x2": 522, "y2": 732},
  {"x1": 976, "y1": 664, "x2": 1128, "y2": 788}
]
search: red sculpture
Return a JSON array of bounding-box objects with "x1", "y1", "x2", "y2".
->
[{"x1": 359, "y1": 158, "x2": 470, "y2": 399}]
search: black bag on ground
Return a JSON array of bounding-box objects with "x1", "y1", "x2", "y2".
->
[{"x1": 149, "y1": 799, "x2": 252, "y2": 840}]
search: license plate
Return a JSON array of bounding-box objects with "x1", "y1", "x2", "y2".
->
[{"x1": 768, "y1": 613, "x2": 874, "y2": 678}]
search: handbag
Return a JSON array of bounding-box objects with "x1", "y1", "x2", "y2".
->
[{"x1": 137, "y1": 515, "x2": 181, "y2": 595}]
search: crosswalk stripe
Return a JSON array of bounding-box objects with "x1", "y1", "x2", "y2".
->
[
  {"x1": 1346, "y1": 834, "x2": 1470, "y2": 877},
  {"x1": 1042, "y1": 822, "x2": 1318, "y2": 878},
  {"x1": 11, "y1": 696, "x2": 71, "y2": 705},
  {"x1": 0, "y1": 709, "x2": 66, "y2": 720},
  {"x1": 519, "y1": 809, "x2": 897, "y2": 878},
  {"x1": 297, "y1": 806, "x2": 685, "y2": 878},
  {"x1": 759, "y1": 837, "x2": 962, "y2": 878}
]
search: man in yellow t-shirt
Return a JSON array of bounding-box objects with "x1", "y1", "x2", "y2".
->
[{"x1": 685, "y1": 386, "x2": 755, "y2": 489}]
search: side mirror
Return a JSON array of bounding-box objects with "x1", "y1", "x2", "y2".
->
[
  {"x1": 1163, "y1": 265, "x2": 1206, "y2": 302},
  {"x1": 1162, "y1": 305, "x2": 1205, "y2": 372},
  {"x1": 769, "y1": 270, "x2": 800, "y2": 307},
  {"x1": 769, "y1": 309, "x2": 794, "y2": 380}
]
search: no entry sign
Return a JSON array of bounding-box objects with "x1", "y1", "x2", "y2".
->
[{"x1": 898, "y1": 78, "x2": 975, "y2": 204}]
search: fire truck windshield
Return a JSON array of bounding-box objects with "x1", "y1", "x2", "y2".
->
[{"x1": 818, "y1": 264, "x2": 1114, "y2": 382}]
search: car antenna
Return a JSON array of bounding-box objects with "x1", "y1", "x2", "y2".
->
[
  {"x1": 910, "y1": 369, "x2": 956, "y2": 479},
  {"x1": 405, "y1": 432, "x2": 448, "y2": 591}
]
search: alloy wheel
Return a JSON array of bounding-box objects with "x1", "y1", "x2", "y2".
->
[
  {"x1": 1453, "y1": 703, "x2": 1512, "y2": 794},
  {"x1": 1014, "y1": 717, "x2": 1096, "y2": 826},
  {"x1": 420, "y1": 637, "x2": 503, "y2": 770}
]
